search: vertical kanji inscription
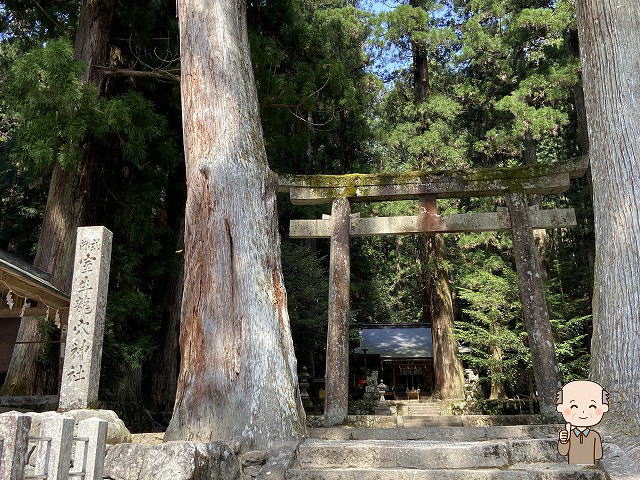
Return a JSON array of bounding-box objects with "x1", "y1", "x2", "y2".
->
[{"x1": 59, "y1": 226, "x2": 113, "y2": 410}]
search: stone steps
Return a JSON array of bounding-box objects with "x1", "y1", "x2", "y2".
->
[
  {"x1": 407, "y1": 408, "x2": 444, "y2": 415},
  {"x1": 309, "y1": 425, "x2": 562, "y2": 441},
  {"x1": 287, "y1": 429, "x2": 608, "y2": 480},
  {"x1": 400, "y1": 415, "x2": 464, "y2": 427},
  {"x1": 286, "y1": 464, "x2": 605, "y2": 480},
  {"x1": 297, "y1": 439, "x2": 560, "y2": 470}
]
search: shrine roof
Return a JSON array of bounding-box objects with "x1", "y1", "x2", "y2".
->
[
  {"x1": 0, "y1": 249, "x2": 69, "y2": 310},
  {"x1": 354, "y1": 324, "x2": 433, "y2": 358}
]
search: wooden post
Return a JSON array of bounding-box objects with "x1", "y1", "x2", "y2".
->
[
  {"x1": 324, "y1": 197, "x2": 351, "y2": 426},
  {"x1": 506, "y1": 190, "x2": 560, "y2": 417}
]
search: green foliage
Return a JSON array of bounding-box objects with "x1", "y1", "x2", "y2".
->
[
  {"x1": 104, "y1": 290, "x2": 157, "y2": 370},
  {"x1": 350, "y1": 0, "x2": 592, "y2": 402},
  {"x1": 351, "y1": 233, "x2": 423, "y2": 324},
  {"x1": 454, "y1": 231, "x2": 531, "y2": 394},
  {"x1": 451, "y1": 398, "x2": 536, "y2": 415},
  {"x1": 281, "y1": 241, "x2": 329, "y2": 364},
  {"x1": 249, "y1": 0, "x2": 379, "y2": 174},
  {"x1": 349, "y1": 397, "x2": 378, "y2": 414},
  {"x1": 0, "y1": 40, "x2": 47, "y2": 257},
  {"x1": 454, "y1": 0, "x2": 579, "y2": 162},
  {"x1": 4, "y1": 39, "x2": 169, "y2": 175},
  {"x1": 4, "y1": 39, "x2": 98, "y2": 171}
]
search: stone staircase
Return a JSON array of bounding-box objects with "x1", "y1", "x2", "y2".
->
[
  {"x1": 285, "y1": 425, "x2": 607, "y2": 479},
  {"x1": 405, "y1": 400, "x2": 448, "y2": 416},
  {"x1": 401, "y1": 399, "x2": 458, "y2": 427}
]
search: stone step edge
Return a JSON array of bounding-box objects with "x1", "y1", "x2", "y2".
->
[
  {"x1": 296, "y1": 438, "x2": 562, "y2": 470},
  {"x1": 308, "y1": 425, "x2": 562, "y2": 441},
  {"x1": 285, "y1": 465, "x2": 605, "y2": 479},
  {"x1": 289, "y1": 464, "x2": 602, "y2": 472}
]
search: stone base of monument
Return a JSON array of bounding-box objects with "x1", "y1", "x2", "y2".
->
[
  {"x1": 13, "y1": 408, "x2": 132, "y2": 445},
  {"x1": 104, "y1": 440, "x2": 241, "y2": 480}
]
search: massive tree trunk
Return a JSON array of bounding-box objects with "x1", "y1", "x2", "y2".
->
[
  {"x1": 2, "y1": 0, "x2": 115, "y2": 396},
  {"x1": 576, "y1": 0, "x2": 640, "y2": 460},
  {"x1": 165, "y1": 0, "x2": 305, "y2": 448}
]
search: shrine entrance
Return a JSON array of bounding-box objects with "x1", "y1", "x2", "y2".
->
[
  {"x1": 354, "y1": 323, "x2": 435, "y2": 400},
  {"x1": 279, "y1": 155, "x2": 589, "y2": 426}
]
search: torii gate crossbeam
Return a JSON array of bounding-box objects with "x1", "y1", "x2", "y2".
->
[{"x1": 278, "y1": 156, "x2": 589, "y2": 425}]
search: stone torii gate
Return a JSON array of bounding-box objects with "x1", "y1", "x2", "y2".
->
[{"x1": 278, "y1": 156, "x2": 589, "y2": 426}]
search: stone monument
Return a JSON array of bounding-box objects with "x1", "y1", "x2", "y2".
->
[{"x1": 59, "y1": 227, "x2": 113, "y2": 410}]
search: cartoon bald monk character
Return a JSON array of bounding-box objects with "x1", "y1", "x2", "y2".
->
[{"x1": 556, "y1": 380, "x2": 609, "y2": 464}]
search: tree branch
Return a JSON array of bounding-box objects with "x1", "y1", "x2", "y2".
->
[{"x1": 102, "y1": 67, "x2": 181, "y2": 83}]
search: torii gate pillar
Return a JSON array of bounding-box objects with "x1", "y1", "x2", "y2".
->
[
  {"x1": 506, "y1": 190, "x2": 561, "y2": 417},
  {"x1": 324, "y1": 197, "x2": 351, "y2": 426}
]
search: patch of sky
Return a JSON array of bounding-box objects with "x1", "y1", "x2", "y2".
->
[
  {"x1": 359, "y1": 0, "x2": 458, "y2": 87},
  {"x1": 0, "y1": 4, "x2": 7, "y2": 42}
]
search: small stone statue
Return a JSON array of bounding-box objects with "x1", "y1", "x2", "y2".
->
[
  {"x1": 364, "y1": 370, "x2": 379, "y2": 402},
  {"x1": 464, "y1": 368, "x2": 482, "y2": 401}
]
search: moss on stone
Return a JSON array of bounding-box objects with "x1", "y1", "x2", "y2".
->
[{"x1": 277, "y1": 155, "x2": 588, "y2": 190}]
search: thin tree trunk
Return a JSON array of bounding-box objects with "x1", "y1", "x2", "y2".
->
[
  {"x1": 424, "y1": 233, "x2": 465, "y2": 399},
  {"x1": 488, "y1": 322, "x2": 507, "y2": 400},
  {"x1": 576, "y1": 0, "x2": 640, "y2": 460},
  {"x1": 410, "y1": 11, "x2": 464, "y2": 400},
  {"x1": 522, "y1": 132, "x2": 549, "y2": 281},
  {"x1": 148, "y1": 159, "x2": 186, "y2": 413},
  {"x1": 2, "y1": 0, "x2": 115, "y2": 396},
  {"x1": 165, "y1": 0, "x2": 305, "y2": 448},
  {"x1": 149, "y1": 223, "x2": 184, "y2": 412},
  {"x1": 565, "y1": 28, "x2": 590, "y2": 156}
]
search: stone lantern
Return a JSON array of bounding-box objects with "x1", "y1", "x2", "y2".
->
[
  {"x1": 298, "y1": 366, "x2": 313, "y2": 409},
  {"x1": 377, "y1": 381, "x2": 388, "y2": 403}
]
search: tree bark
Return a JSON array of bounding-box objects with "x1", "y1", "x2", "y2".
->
[
  {"x1": 165, "y1": 0, "x2": 305, "y2": 448},
  {"x1": 506, "y1": 190, "x2": 560, "y2": 417},
  {"x1": 413, "y1": 44, "x2": 429, "y2": 108},
  {"x1": 489, "y1": 321, "x2": 507, "y2": 400},
  {"x1": 565, "y1": 28, "x2": 590, "y2": 156},
  {"x1": 522, "y1": 133, "x2": 549, "y2": 281},
  {"x1": 418, "y1": 198, "x2": 465, "y2": 399},
  {"x1": 576, "y1": 0, "x2": 640, "y2": 459},
  {"x1": 1, "y1": 0, "x2": 115, "y2": 396}
]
